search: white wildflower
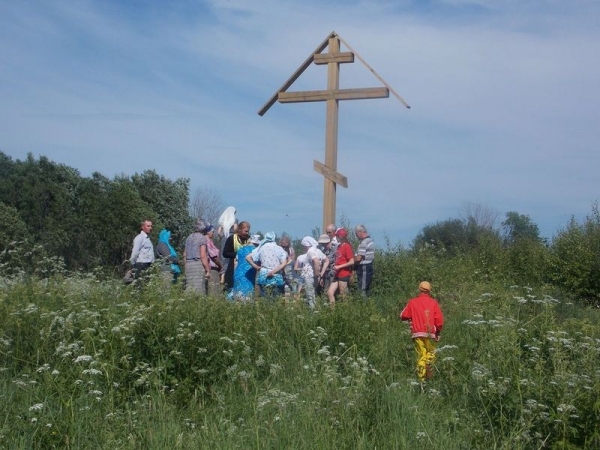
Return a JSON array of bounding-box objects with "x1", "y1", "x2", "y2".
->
[
  {"x1": 73, "y1": 355, "x2": 93, "y2": 364},
  {"x1": 36, "y1": 364, "x2": 51, "y2": 373}
]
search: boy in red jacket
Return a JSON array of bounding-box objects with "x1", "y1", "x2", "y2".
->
[{"x1": 400, "y1": 281, "x2": 444, "y2": 381}]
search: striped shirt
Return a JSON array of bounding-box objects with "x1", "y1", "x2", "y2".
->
[{"x1": 356, "y1": 236, "x2": 374, "y2": 265}]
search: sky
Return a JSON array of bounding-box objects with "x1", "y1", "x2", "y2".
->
[{"x1": 1, "y1": 0, "x2": 599, "y2": 247}]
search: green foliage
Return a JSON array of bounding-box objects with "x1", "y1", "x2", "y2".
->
[
  {"x1": 413, "y1": 217, "x2": 501, "y2": 257},
  {"x1": 0, "y1": 202, "x2": 30, "y2": 252},
  {"x1": 0, "y1": 152, "x2": 192, "y2": 274},
  {"x1": 550, "y1": 204, "x2": 600, "y2": 304},
  {"x1": 131, "y1": 170, "x2": 191, "y2": 246},
  {"x1": 0, "y1": 271, "x2": 598, "y2": 449},
  {"x1": 502, "y1": 211, "x2": 542, "y2": 244}
]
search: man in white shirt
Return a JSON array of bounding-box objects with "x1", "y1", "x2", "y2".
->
[{"x1": 130, "y1": 219, "x2": 155, "y2": 279}]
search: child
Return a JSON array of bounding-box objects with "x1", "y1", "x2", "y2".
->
[{"x1": 400, "y1": 281, "x2": 444, "y2": 381}]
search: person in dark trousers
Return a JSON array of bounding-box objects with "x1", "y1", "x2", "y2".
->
[
  {"x1": 130, "y1": 219, "x2": 155, "y2": 280},
  {"x1": 354, "y1": 224, "x2": 374, "y2": 297},
  {"x1": 222, "y1": 221, "x2": 251, "y2": 293}
]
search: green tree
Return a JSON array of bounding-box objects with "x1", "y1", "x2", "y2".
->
[
  {"x1": 502, "y1": 211, "x2": 541, "y2": 244},
  {"x1": 501, "y1": 212, "x2": 549, "y2": 286},
  {"x1": 0, "y1": 202, "x2": 30, "y2": 251},
  {"x1": 550, "y1": 203, "x2": 600, "y2": 304},
  {"x1": 413, "y1": 217, "x2": 500, "y2": 256},
  {"x1": 131, "y1": 170, "x2": 192, "y2": 246},
  {"x1": 0, "y1": 152, "x2": 192, "y2": 274}
]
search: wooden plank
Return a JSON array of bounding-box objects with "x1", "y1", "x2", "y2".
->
[
  {"x1": 279, "y1": 87, "x2": 389, "y2": 103},
  {"x1": 336, "y1": 34, "x2": 411, "y2": 108},
  {"x1": 313, "y1": 52, "x2": 354, "y2": 65},
  {"x1": 314, "y1": 160, "x2": 348, "y2": 188},
  {"x1": 257, "y1": 31, "x2": 337, "y2": 116},
  {"x1": 323, "y1": 36, "x2": 341, "y2": 230}
]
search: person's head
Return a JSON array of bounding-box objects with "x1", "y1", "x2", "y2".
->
[
  {"x1": 279, "y1": 235, "x2": 291, "y2": 248},
  {"x1": 158, "y1": 229, "x2": 171, "y2": 243},
  {"x1": 317, "y1": 233, "x2": 331, "y2": 247},
  {"x1": 141, "y1": 220, "x2": 153, "y2": 234},
  {"x1": 301, "y1": 236, "x2": 318, "y2": 250},
  {"x1": 250, "y1": 234, "x2": 261, "y2": 246},
  {"x1": 203, "y1": 223, "x2": 214, "y2": 237},
  {"x1": 194, "y1": 219, "x2": 206, "y2": 233},
  {"x1": 325, "y1": 223, "x2": 337, "y2": 239},
  {"x1": 354, "y1": 224, "x2": 368, "y2": 239},
  {"x1": 419, "y1": 281, "x2": 432, "y2": 293},
  {"x1": 237, "y1": 221, "x2": 251, "y2": 239},
  {"x1": 335, "y1": 227, "x2": 348, "y2": 241}
]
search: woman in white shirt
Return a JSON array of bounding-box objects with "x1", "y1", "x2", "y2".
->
[{"x1": 300, "y1": 236, "x2": 326, "y2": 309}]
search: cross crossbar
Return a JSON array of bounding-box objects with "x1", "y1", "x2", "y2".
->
[{"x1": 278, "y1": 87, "x2": 389, "y2": 103}]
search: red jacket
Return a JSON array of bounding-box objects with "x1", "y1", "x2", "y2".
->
[{"x1": 400, "y1": 292, "x2": 444, "y2": 339}]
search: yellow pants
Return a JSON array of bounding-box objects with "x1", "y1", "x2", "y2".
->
[{"x1": 414, "y1": 337, "x2": 436, "y2": 381}]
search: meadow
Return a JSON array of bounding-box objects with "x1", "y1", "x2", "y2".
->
[{"x1": 1, "y1": 257, "x2": 599, "y2": 449}]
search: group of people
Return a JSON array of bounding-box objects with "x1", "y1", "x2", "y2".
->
[
  {"x1": 128, "y1": 210, "x2": 376, "y2": 308},
  {"x1": 129, "y1": 211, "x2": 444, "y2": 382}
]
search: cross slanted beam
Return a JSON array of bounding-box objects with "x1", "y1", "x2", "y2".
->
[{"x1": 258, "y1": 31, "x2": 409, "y2": 231}]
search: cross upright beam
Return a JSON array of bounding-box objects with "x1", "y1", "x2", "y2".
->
[
  {"x1": 323, "y1": 35, "x2": 341, "y2": 229},
  {"x1": 259, "y1": 31, "x2": 409, "y2": 231}
]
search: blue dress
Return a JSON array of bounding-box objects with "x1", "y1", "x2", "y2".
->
[{"x1": 228, "y1": 245, "x2": 256, "y2": 301}]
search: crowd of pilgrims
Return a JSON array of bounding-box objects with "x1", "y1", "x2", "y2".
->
[{"x1": 145, "y1": 206, "x2": 375, "y2": 308}]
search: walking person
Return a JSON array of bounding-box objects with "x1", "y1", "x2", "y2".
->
[
  {"x1": 228, "y1": 234, "x2": 261, "y2": 302},
  {"x1": 354, "y1": 225, "x2": 375, "y2": 297},
  {"x1": 399, "y1": 281, "x2": 444, "y2": 382},
  {"x1": 327, "y1": 228, "x2": 354, "y2": 307},
  {"x1": 246, "y1": 231, "x2": 288, "y2": 298},
  {"x1": 222, "y1": 221, "x2": 251, "y2": 293},
  {"x1": 321, "y1": 225, "x2": 338, "y2": 294},
  {"x1": 155, "y1": 228, "x2": 181, "y2": 284},
  {"x1": 130, "y1": 219, "x2": 155, "y2": 280},
  {"x1": 203, "y1": 223, "x2": 223, "y2": 297},
  {"x1": 184, "y1": 220, "x2": 212, "y2": 294},
  {"x1": 300, "y1": 236, "x2": 326, "y2": 309},
  {"x1": 217, "y1": 206, "x2": 237, "y2": 284},
  {"x1": 279, "y1": 235, "x2": 295, "y2": 297},
  {"x1": 317, "y1": 233, "x2": 333, "y2": 293}
]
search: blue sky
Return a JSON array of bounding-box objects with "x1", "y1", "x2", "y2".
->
[{"x1": 1, "y1": 0, "x2": 599, "y2": 246}]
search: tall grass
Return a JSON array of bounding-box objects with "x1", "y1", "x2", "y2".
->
[{"x1": 1, "y1": 265, "x2": 599, "y2": 449}]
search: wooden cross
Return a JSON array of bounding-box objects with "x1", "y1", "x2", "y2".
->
[{"x1": 258, "y1": 31, "x2": 409, "y2": 231}]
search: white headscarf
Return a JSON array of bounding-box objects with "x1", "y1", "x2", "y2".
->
[
  {"x1": 217, "y1": 206, "x2": 236, "y2": 238},
  {"x1": 301, "y1": 236, "x2": 318, "y2": 248}
]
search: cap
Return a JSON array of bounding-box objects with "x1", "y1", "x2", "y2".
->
[
  {"x1": 317, "y1": 233, "x2": 331, "y2": 244},
  {"x1": 335, "y1": 228, "x2": 348, "y2": 238},
  {"x1": 419, "y1": 281, "x2": 432, "y2": 292}
]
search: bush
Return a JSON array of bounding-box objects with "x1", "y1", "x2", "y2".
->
[{"x1": 550, "y1": 203, "x2": 600, "y2": 305}]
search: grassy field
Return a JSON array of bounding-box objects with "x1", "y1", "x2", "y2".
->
[{"x1": 1, "y1": 270, "x2": 599, "y2": 449}]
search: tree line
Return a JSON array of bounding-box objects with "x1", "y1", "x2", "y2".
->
[
  {"x1": 1, "y1": 151, "x2": 599, "y2": 304},
  {"x1": 0, "y1": 151, "x2": 192, "y2": 275},
  {"x1": 383, "y1": 203, "x2": 600, "y2": 305}
]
